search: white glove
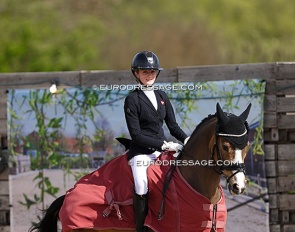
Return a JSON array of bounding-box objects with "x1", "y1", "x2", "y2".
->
[
  {"x1": 161, "y1": 141, "x2": 183, "y2": 152},
  {"x1": 184, "y1": 136, "x2": 190, "y2": 145}
]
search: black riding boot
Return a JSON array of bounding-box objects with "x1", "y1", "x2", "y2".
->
[{"x1": 133, "y1": 192, "x2": 148, "y2": 232}]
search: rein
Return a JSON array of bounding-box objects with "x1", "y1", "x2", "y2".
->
[{"x1": 158, "y1": 153, "x2": 180, "y2": 220}]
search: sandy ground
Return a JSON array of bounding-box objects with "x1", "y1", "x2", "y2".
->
[{"x1": 10, "y1": 169, "x2": 269, "y2": 232}]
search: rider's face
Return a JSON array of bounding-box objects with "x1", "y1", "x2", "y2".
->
[{"x1": 135, "y1": 69, "x2": 157, "y2": 86}]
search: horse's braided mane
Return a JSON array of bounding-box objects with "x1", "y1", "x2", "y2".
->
[{"x1": 190, "y1": 113, "x2": 217, "y2": 137}]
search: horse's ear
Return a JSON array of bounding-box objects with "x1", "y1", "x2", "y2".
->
[
  {"x1": 216, "y1": 103, "x2": 229, "y2": 124},
  {"x1": 239, "y1": 103, "x2": 252, "y2": 122}
]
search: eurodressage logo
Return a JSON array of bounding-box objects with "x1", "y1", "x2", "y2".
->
[
  {"x1": 132, "y1": 160, "x2": 240, "y2": 167},
  {"x1": 92, "y1": 84, "x2": 203, "y2": 91}
]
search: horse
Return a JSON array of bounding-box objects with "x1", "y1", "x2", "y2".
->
[{"x1": 29, "y1": 103, "x2": 251, "y2": 232}]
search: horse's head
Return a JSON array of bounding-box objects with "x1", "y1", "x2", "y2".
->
[{"x1": 213, "y1": 103, "x2": 252, "y2": 195}]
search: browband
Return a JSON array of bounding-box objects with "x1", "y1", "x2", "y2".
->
[{"x1": 217, "y1": 129, "x2": 247, "y2": 137}]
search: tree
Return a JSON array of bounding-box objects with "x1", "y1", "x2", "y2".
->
[{"x1": 92, "y1": 117, "x2": 115, "y2": 152}]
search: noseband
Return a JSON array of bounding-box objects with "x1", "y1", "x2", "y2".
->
[{"x1": 212, "y1": 138, "x2": 246, "y2": 183}]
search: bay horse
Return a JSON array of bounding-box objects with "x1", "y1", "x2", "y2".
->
[{"x1": 29, "y1": 103, "x2": 251, "y2": 232}]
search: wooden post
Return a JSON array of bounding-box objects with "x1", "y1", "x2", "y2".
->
[
  {"x1": 264, "y1": 63, "x2": 295, "y2": 231},
  {"x1": 0, "y1": 88, "x2": 9, "y2": 232}
]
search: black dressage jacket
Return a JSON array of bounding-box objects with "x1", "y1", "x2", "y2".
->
[{"x1": 124, "y1": 89, "x2": 187, "y2": 160}]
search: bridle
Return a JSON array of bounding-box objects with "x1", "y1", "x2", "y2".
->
[
  {"x1": 180, "y1": 123, "x2": 248, "y2": 183},
  {"x1": 206, "y1": 118, "x2": 248, "y2": 182},
  {"x1": 211, "y1": 134, "x2": 246, "y2": 183},
  {"x1": 179, "y1": 135, "x2": 246, "y2": 184}
]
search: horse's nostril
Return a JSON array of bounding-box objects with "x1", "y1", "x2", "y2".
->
[
  {"x1": 232, "y1": 183, "x2": 246, "y2": 194},
  {"x1": 233, "y1": 183, "x2": 239, "y2": 190}
]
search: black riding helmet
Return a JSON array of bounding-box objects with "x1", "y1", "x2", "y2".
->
[{"x1": 131, "y1": 51, "x2": 163, "y2": 82}]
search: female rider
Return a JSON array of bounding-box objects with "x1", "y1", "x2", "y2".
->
[{"x1": 124, "y1": 51, "x2": 189, "y2": 232}]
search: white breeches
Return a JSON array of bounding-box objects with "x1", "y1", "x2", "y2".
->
[{"x1": 129, "y1": 152, "x2": 160, "y2": 195}]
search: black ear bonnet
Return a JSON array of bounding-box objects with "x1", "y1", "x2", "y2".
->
[{"x1": 215, "y1": 103, "x2": 252, "y2": 149}]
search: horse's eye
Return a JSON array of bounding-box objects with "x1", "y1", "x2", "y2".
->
[{"x1": 222, "y1": 144, "x2": 229, "y2": 152}]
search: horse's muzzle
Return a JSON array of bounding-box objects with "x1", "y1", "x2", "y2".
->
[
  {"x1": 228, "y1": 183, "x2": 246, "y2": 195},
  {"x1": 228, "y1": 177, "x2": 247, "y2": 195}
]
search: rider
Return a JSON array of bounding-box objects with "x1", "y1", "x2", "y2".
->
[{"x1": 124, "y1": 51, "x2": 189, "y2": 231}]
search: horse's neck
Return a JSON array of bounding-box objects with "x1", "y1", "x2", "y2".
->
[{"x1": 179, "y1": 118, "x2": 221, "y2": 204}]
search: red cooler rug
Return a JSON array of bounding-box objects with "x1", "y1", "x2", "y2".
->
[{"x1": 59, "y1": 151, "x2": 227, "y2": 232}]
